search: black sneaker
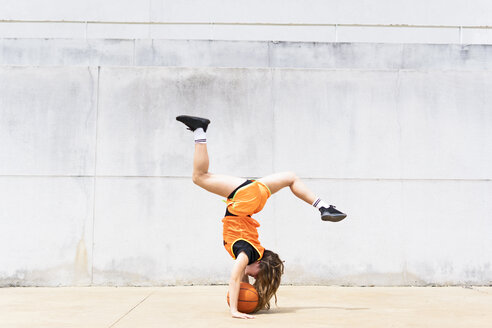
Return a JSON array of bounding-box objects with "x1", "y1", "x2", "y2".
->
[
  {"x1": 320, "y1": 205, "x2": 347, "y2": 222},
  {"x1": 176, "y1": 115, "x2": 211, "y2": 132}
]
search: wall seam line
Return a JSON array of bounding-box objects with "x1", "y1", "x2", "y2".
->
[
  {"x1": 270, "y1": 67, "x2": 277, "y2": 248},
  {"x1": 91, "y1": 66, "x2": 101, "y2": 285},
  {"x1": 0, "y1": 175, "x2": 490, "y2": 182},
  {"x1": 1, "y1": 20, "x2": 492, "y2": 29}
]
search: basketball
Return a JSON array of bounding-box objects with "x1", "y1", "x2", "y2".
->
[{"x1": 226, "y1": 282, "x2": 259, "y2": 314}]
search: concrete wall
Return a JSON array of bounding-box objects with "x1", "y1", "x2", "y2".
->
[
  {"x1": 0, "y1": 0, "x2": 492, "y2": 43},
  {"x1": 1, "y1": 42, "x2": 491, "y2": 286},
  {"x1": 2, "y1": 39, "x2": 492, "y2": 71}
]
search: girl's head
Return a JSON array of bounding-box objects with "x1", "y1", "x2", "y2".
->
[{"x1": 252, "y1": 249, "x2": 284, "y2": 312}]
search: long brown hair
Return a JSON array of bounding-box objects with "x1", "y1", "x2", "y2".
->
[{"x1": 253, "y1": 249, "x2": 284, "y2": 312}]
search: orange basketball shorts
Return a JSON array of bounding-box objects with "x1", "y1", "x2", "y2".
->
[{"x1": 226, "y1": 180, "x2": 271, "y2": 216}]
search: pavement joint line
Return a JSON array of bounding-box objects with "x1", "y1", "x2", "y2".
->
[{"x1": 108, "y1": 291, "x2": 155, "y2": 328}]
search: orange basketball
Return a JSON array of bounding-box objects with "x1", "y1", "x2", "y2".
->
[{"x1": 226, "y1": 282, "x2": 259, "y2": 314}]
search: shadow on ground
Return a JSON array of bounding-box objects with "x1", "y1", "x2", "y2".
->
[{"x1": 256, "y1": 306, "x2": 369, "y2": 315}]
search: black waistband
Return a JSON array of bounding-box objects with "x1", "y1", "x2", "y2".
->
[
  {"x1": 227, "y1": 179, "x2": 254, "y2": 199},
  {"x1": 225, "y1": 179, "x2": 254, "y2": 217}
]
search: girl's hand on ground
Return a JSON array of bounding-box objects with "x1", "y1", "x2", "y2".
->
[{"x1": 231, "y1": 311, "x2": 255, "y2": 319}]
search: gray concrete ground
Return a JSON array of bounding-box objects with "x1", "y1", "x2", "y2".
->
[{"x1": 0, "y1": 286, "x2": 490, "y2": 327}]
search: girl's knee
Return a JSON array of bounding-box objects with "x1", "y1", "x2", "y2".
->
[
  {"x1": 285, "y1": 171, "x2": 298, "y2": 184},
  {"x1": 192, "y1": 172, "x2": 205, "y2": 185}
]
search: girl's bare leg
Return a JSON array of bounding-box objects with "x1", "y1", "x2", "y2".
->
[
  {"x1": 258, "y1": 172, "x2": 316, "y2": 205},
  {"x1": 192, "y1": 143, "x2": 245, "y2": 198},
  {"x1": 259, "y1": 172, "x2": 347, "y2": 222}
]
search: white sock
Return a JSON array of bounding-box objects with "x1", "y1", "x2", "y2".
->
[
  {"x1": 312, "y1": 197, "x2": 329, "y2": 209},
  {"x1": 194, "y1": 128, "x2": 207, "y2": 143}
]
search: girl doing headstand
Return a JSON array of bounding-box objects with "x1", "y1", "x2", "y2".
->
[{"x1": 176, "y1": 115, "x2": 347, "y2": 319}]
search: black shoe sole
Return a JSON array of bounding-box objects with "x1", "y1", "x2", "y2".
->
[
  {"x1": 321, "y1": 213, "x2": 347, "y2": 222},
  {"x1": 176, "y1": 115, "x2": 211, "y2": 132}
]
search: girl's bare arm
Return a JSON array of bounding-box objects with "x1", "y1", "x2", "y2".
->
[{"x1": 229, "y1": 252, "x2": 254, "y2": 319}]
